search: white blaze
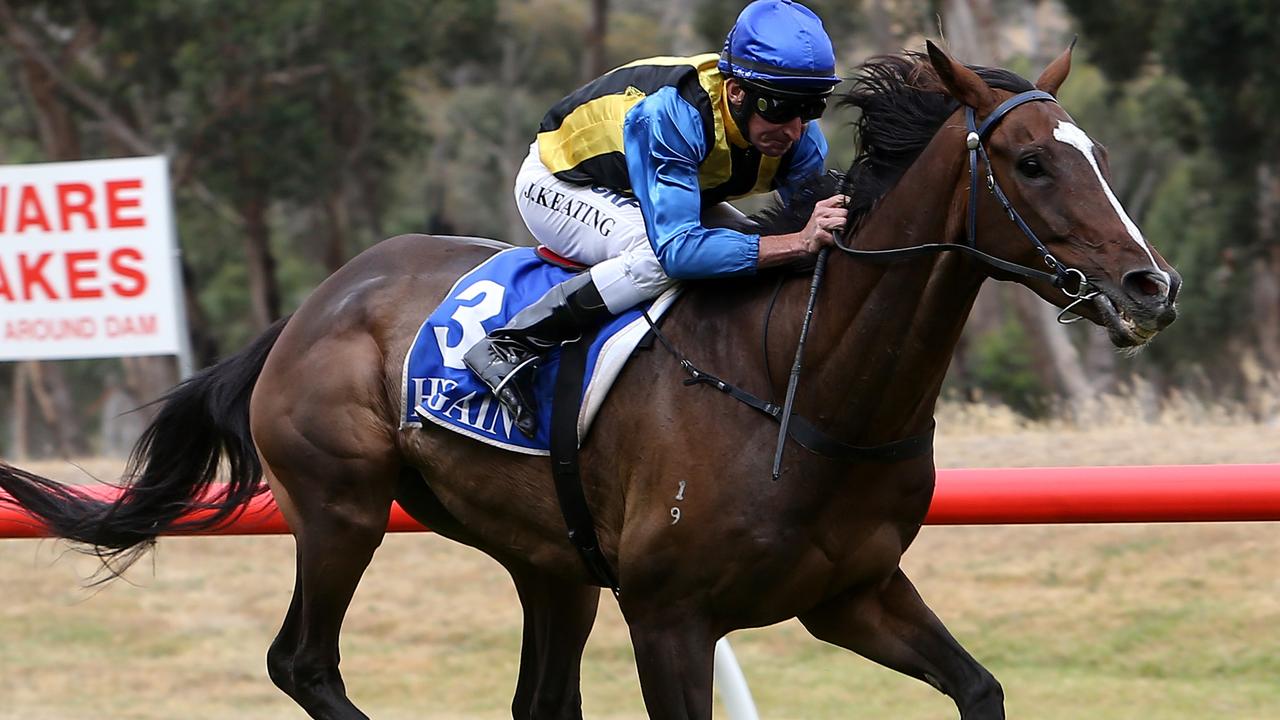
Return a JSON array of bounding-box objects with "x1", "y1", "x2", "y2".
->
[{"x1": 1052, "y1": 121, "x2": 1169, "y2": 285}]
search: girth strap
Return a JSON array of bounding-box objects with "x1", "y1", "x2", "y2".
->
[{"x1": 550, "y1": 330, "x2": 621, "y2": 594}]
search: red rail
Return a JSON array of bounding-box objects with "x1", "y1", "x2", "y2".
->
[
  {"x1": 925, "y1": 464, "x2": 1280, "y2": 524},
  {"x1": 1, "y1": 464, "x2": 1278, "y2": 538}
]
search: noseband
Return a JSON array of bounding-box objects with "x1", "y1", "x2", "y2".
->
[{"x1": 834, "y1": 89, "x2": 1098, "y2": 323}]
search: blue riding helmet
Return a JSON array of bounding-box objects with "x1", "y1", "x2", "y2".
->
[{"x1": 718, "y1": 0, "x2": 840, "y2": 95}]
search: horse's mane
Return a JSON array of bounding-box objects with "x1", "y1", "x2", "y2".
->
[{"x1": 751, "y1": 51, "x2": 1035, "y2": 236}]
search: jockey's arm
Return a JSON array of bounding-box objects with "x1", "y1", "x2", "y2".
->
[
  {"x1": 760, "y1": 122, "x2": 843, "y2": 266},
  {"x1": 623, "y1": 90, "x2": 837, "y2": 279}
]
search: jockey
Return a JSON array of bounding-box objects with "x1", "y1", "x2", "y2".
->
[{"x1": 464, "y1": 0, "x2": 848, "y2": 439}]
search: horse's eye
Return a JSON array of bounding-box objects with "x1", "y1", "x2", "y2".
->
[{"x1": 1017, "y1": 156, "x2": 1046, "y2": 178}]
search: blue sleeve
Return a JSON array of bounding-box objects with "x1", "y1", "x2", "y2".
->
[
  {"x1": 623, "y1": 88, "x2": 760, "y2": 279},
  {"x1": 775, "y1": 121, "x2": 829, "y2": 206}
]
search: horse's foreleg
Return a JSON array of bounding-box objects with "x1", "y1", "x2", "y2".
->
[
  {"x1": 798, "y1": 567, "x2": 1004, "y2": 719},
  {"x1": 508, "y1": 567, "x2": 601, "y2": 720},
  {"x1": 262, "y1": 454, "x2": 396, "y2": 720},
  {"x1": 624, "y1": 615, "x2": 717, "y2": 720}
]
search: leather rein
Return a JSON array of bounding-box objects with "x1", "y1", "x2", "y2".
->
[{"x1": 649, "y1": 90, "x2": 1099, "y2": 473}]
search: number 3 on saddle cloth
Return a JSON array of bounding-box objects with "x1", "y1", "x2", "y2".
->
[{"x1": 400, "y1": 246, "x2": 680, "y2": 454}]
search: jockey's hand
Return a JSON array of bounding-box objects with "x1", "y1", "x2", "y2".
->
[
  {"x1": 800, "y1": 194, "x2": 849, "y2": 253},
  {"x1": 756, "y1": 194, "x2": 849, "y2": 269}
]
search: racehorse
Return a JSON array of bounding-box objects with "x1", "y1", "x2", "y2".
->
[{"x1": 0, "y1": 43, "x2": 1178, "y2": 720}]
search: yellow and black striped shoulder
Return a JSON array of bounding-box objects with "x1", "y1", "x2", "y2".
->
[{"x1": 537, "y1": 54, "x2": 721, "y2": 188}]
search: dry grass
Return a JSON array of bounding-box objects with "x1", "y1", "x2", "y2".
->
[{"x1": 2, "y1": 403, "x2": 1278, "y2": 719}]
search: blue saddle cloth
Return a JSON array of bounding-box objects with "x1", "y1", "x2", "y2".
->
[{"x1": 400, "y1": 246, "x2": 677, "y2": 455}]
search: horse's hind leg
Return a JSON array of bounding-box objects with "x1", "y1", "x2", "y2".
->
[
  {"x1": 799, "y1": 568, "x2": 1004, "y2": 719},
  {"x1": 262, "y1": 452, "x2": 397, "y2": 720},
  {"x1": 508, "y1": 566, "x2": 600, "y2": 720}
]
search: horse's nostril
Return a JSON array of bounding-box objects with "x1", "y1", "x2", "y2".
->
[
  {"x1": 1166, "y1": 270, "x2": 1183, "y2": 303},
  {"x1": 1122, "y1": 269, "x2": 1170, "y2": 303}
]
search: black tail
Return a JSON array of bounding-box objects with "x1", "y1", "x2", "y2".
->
[{"x1": 0, "y1": 316, "x2": 290, "y2": 577}]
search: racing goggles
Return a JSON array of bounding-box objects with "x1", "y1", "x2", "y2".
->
[{"x1": 742, "y1": 82, "x2": 831, "y2": 124}]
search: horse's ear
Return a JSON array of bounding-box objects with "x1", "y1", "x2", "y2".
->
[
  {"x1": 926, "y1": 40, "x2": 997, "y2": 114},
  {"x1": 1036, "y1": 37, "x2": 1076, "y2": 96}
]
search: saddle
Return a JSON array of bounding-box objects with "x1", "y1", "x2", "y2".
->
[
  {"x1": 534, "y1": 245, "x2": 587, "y2": 271},
  {"x1": 400, "y1": 245, "x2": 679, "y2": 454}
]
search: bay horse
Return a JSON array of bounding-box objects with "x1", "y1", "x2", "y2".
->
[{"x1": 0, "y1": 43, "x2": 1178, "y2": 719}]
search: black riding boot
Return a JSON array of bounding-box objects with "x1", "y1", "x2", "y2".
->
[{"x1": 463, "y1": 272, "x2": 612, "y2": 439}]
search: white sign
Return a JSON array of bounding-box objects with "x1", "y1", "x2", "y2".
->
[{"x1": 0, "y1": 156, "x2": 182, "y2": 361}]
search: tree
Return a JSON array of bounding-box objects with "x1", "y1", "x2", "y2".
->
[
  {"x1": 1158, "y1": 0, "x2": 1280, "y2": 374},
  {"x1": 1059, "y1": 0, "x2": 1280, "y2": 394},
  {"x1": 0, "y1": 0, "x2": 501, "y2": 455},
  {"x1": 1, "y1": 0, "x2": 103, "y2": 457}
]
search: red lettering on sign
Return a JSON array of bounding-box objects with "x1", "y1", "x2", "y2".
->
[
  {"x1": 105, "y1": 179, "x2": 144, "y2": 228},
  {"x1": 64, "y1": 251, "x2": 102, "y2": 299},
  {"x1": 0, "y1": 176, "x2": 159, "y2": 235},
  {"x1": 109, "y1": 247, "x2": 147, "y2": 297},
  {"x1": 4, "y1": 317, "x2": 97, "y2": 341},
  {"x1": 0, "y1": 249, "x2": 150, "y2": 301},
  {"x1": 19, "y1": 252, "x2": 57, "y2": 299},
  {"x1": 16, "y1": 186, "x2": 52, "y2": 233},
  {"x1": 57, "y1": 183, "x2": 98, "y2": 232},
  {"x1": 106, "y1": 314, "x2": 157, "y2": 337}
]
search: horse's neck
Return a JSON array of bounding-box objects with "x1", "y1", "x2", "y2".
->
[{"x1": 803, "y1": 128, "x2": 984, "y2": 444}]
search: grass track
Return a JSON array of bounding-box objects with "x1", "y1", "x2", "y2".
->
[{"x1": 1, "y1": 417, "x2": 1277, "y2": 719}]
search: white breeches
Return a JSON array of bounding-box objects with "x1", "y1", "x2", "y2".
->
[{"x1": 513, "y1": 142, "x2": 673, "y2": 313}]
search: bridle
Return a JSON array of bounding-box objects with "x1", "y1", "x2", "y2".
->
[
  {"x1": 832, "y1": 89, "x2": 1100, "y2": 324},
  {"x1": 650, "y1": 90, "x2": 1110, "y2": 480},
  {"x1": 760, "y1": 89, "x2": 1103, "y2": 477},
  {"x1": 964, "y1": 90, "x2": 1100, "y2": 321}
]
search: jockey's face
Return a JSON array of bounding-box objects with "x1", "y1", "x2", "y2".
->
[
  {"x1": 725, "y1": 79, "x2": 805, "y2": 157},
  {"x1": 746, "y1": 113, "x2": 804, "y2": 157}
]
